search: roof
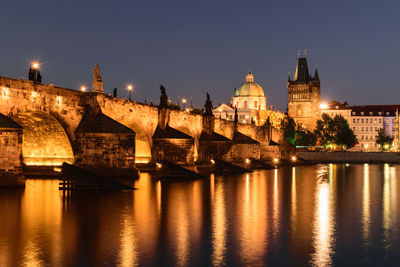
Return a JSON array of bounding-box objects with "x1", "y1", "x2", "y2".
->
[
  {"x1": 152, "y1": 125, "x2": 193, "y2": 139},
  {"x1": 0, "y1": 113, "x2": 22, "y2": 129},
  {"x1": 75, "y1": 111, "x2": 134, "y2": 134},
  {"x1": 233, "y1": 72, "x2": 265, "y2": 97},
  {"x1": 326, "y1": 100, "x2": 351, "y2": 110},
  {"x1": 213, "y1": 103, "x2": 234, "y2": 113},
  {"x1": 291, "y1": 57, "x2": 319, "y2": 83},
  {"x1": 350, "y1": 105, "x2": 400, "y2": 117},
  {"x1": 232, "y1": 132, "x2": 259, "y2": 144},
  {"x1": 199, "y1": 131, "x2": 232, "y2": 142}
]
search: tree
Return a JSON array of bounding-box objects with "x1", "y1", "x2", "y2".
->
[
  {"x1": 282, "y1": 116, "x2": 316, "y2": 146},
  {"x1": 375, "y1": 128, "x2": 393, "y2": 151},
  {"x1": 314, "y1": 114, "x2": 357, "y2": 149}
]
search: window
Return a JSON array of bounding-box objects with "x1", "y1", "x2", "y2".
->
[
  {"x1": 353, "y1": 127, "x2": 356, "y2": 130},
  {"x1": 244, "y1": 101, "x2": 248, "y2": 108},
  {"x1": 362, "y1": 119, "x2": 364, "y2": 123},
  {"x1": 254, "y1": 100, "x2": 258, "y2": 108},
  {"x1": 361, "y1": 112, "x2": 364, "y2": 115},
  {"x1": 353, "y1": 119, "x2": 355, "y2": 123},
  {"x1": 352, "y1": 112, "x2": 356, "y2": 115},
  {"x1": 375, "y1": 127, "x2": 377, "y2": 131},
  {"x1": 362, "y1": 127, "x2": 364, "y2": 131},
  {"x1": 370, "y1": 127, "x2": 373, "y2": 131},
  {"x1": 366, "y1": 118, "x2": 368, "y2": 123},
  {"x1": 379, "y1": 119, "x2": 382, "y2": 123},
  {"x1": 357, "y1": 119, "x2": 360, "y2": 123},
  {"x1": 378, "y1": 112, "x2": 382, "y2": 115},
  {"x1": 361, "y1": 135, "x2": 364, "y2": 140},
  {"x1": 369, "y1": 112, "x2": 373, "y2": 115}
]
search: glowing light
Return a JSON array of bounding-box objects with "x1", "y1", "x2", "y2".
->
[
  {"x1": 2, "y1": 87, "x2": 9, "y2": 97},
  {"x1": 127, "y1": 85, "x2": 133, "y2": 91},
  {"x1": 246, "y1": 115, "x2": 249, "y2": 119},
  {"x1": 218, "y1": 109, "x2": 222, "y2": 112},
  {"x1": 182, "y1": 98, "x2": 187, "y2": 104},
  {"x1": 31, "y1": 91, "x2": 38, "y2": 99},
  {"x1": 135, "y1": 159, "x2": 150, "y2": 164},
  {"x1": 32, "y1": 62, "x2": 39, "y2": 70},
  {"x1": 211, "y1": 159, "x2": 215, "y2": 164},
  {"x1": 185, "y1": 108, "x2": 190, "y2": 112},
  {"x1": 156, "y1": 163, "x2": 162, "y2": 168},
  {"x1": 273, "y1": 157, "x2": 279, "y2": 163},
  {"x1": 53, "y1": 167, "x2": 62, "y2": 173},
  {"x1": 245, "y1": 158, "x2": 250, "y2": 164},
  {"x1": 80, "y1": 86, "x2": 86, "y2": 92},
  {"x1": 319, "y1": 103, "x2": 328, "y2": 109},
  {"x1": 291, "y1": 156, "x2": 297, "y2": 162},
  {"x1": 56, "y1": 96, "x2": 62, "y2": 105}
]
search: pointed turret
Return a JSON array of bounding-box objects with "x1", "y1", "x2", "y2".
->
[
  {"x1": 293, "y1": 57, "x2": 310, "y2": 82},
  {"x1": 314, "y1": 68, "x2": 319, "y2": 81}
]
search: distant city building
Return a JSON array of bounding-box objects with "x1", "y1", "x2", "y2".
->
[
  {"x1": 320, "y1": 100, "x2": 352, "y2": 122},
  {"x1": 349, "y1": 105, "x2": 400, "y2": 151},
  {"x1": 287, "y1": 54, "x2": 321, "y2": 130},
  {"x1": 321, "y1": 102, "x2": 400, "y2": 151},
  {"x1": 213, "y1": 72, "x2": 284, "y2": 126}
]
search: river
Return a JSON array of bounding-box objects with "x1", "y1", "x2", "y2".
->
[{"x1": 1, "y1": 164, "x2": 400, "y2": 266}]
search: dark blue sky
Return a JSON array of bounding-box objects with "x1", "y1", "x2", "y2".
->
[{"x1": 1, "y1": 0, "x2": 400, "y2": 110}]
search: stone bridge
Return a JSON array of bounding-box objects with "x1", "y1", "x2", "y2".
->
[{"x1": 0, "y1": 75, "x2": 283, "y2": 184}]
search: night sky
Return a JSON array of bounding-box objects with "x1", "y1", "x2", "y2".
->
[{"x1": 1, "y1": 0, "x2": 400, "y2": 111}]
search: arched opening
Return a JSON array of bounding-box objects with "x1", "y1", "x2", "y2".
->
[
  {"x1": 125, "y1": 122, "x2": 152, "y2": 163},
  {"x1": 12, "y1": 110, "x2": 74, "y2": 166}
]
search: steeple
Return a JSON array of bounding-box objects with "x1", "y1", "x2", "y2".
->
[
  {"x1": 314, "y1": 68, "x2": 319, "y2": 81},
  {"x1": 293, "y1": 57, "x2": 310, "y2": 82}
]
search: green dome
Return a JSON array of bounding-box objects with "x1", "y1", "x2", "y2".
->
[{"x1": 233, "y1": 73, "x2": 265, "y2": 97}]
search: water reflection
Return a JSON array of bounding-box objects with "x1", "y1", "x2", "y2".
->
[
  {"x1": 211, "y1": 175, "x2": 227, "y2": 266},
  {"x1": 2, "y1": 165, "x2": 400, "y2": 266},
  {"x1": 311, "y1": 165, "x2": 335, "y2": 267},
  {"x1": 362, "y1": 164, "x2": 371, "y2": 244}
]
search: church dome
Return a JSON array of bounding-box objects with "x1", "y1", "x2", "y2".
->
[{"x1": 233, "y1": 72, "x2": 265, "y2": 97}]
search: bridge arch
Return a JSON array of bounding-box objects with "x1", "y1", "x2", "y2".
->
[
  {"x1": 124, "y1": 121, "x2": 152, "y2": 163},
  {"x1": 12, "y1": 110, "x2": 74, "y2": 166}
]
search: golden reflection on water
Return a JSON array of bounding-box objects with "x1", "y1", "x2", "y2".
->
[
  {"x1": 311, "y1": 165, "x2": 335, "y2": 267},
  {"x1": 21, "y1": 180, "x2": 62, "y2": 267},
  {"x1": 118, "y1": 212, "x2": 138, "y2": 267},
  {"x1": 237, "y1": 171, "x2": 268, "y2": 265},
  {"x1": 362, "y1": 164, "x2": 371, "y2": 243},
  {"x1": 211, "y1": 175, "x2": 227, "y2": 266},
  {"x1": 291, "y1": 167, "x2": 297, "y2": 232}
]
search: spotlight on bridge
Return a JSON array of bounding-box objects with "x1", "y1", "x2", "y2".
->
[
  {"x1": 210, "y1": 159, "x2": 215, "y2": 164},
  {"x1": 245, "y1": 158, "x2": 250, "y2": 164},
  {"x1": 319, "y1": 103, "x2": 328, "y2": 109},
  {"x1": 273, "y1": 157, "x2": 279, "y2": 164},
  {"x1": 291, "y1": 156, "x2": 297, "y2": 162},
  {"x1": 80, "y1": 86, "x2": 86, "y2": 92},
  {"x1": 156, "y1": 162, "x2": 162, "y2": 169}
]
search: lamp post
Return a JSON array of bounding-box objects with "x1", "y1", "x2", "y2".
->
[
  {"x1": 127, "y1": 85, "x2": 133, "y2": 101},
  {"x1": 182, "y1": 98, "x2": 187, "y2": 110},
  {"x1": 80, "y1": 86, "x2": 86, "y2": 92}
]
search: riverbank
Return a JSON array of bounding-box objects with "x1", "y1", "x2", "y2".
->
[{"x1": 297, "y1": 151, "x2": 400, "y2": 164}]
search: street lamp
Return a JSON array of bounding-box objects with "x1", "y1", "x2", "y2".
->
[
  {"x1": 127, "y1": 85, "x2": 133, "y2": 101},
  {"x1": 32, "y1": 62, "x2": 39, "y2": 70},
  {"x1": 182, "y1": 98, "x2": 187, "y2": 109},
  {"x1": 80, "y1": 86, "x2": 86, "y2": 92}
]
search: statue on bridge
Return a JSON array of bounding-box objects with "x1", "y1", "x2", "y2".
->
[
  {"x1": 159, "y1": 85, "x2": 168, "y2": 108},
  {"x1": 91, "y1": 63, "x2": 104, "y2": 93},
  {"x1": 204, "y1": 93, "x2": 213, "y2": 116}
]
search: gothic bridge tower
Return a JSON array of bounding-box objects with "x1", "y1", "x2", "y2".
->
[{"x1": 287, "y1": 52, "x2": 320, "y2": 130}]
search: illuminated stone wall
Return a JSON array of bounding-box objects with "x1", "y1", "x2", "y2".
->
[
  {"x1": 152, "y1": 139, "x2": 195, "y2": 165},
  {"x1": 74, "y1": 133, "x2": 135, "y2": 172},
  {"x1": 0, "y1": 128, "x2": 24, "y2": 186},
  {"x1": 12, "y1": 111, "x2": 74, "y2": 166},
  {"x1": 227, "y1": 143, "x2": 260, "y2": 163}
]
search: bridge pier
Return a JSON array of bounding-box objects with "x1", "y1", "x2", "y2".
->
[
  {"x1": 0, "y1": 114, "x2": 25, "y2": 187},
  {"x1": 74, "y1": 110, "x2": 138, "y2": 177}
]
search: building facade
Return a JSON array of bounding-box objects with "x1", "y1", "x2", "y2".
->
[{"x1": 287, "y1": 55, "x2": 321, "y2": 130}]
